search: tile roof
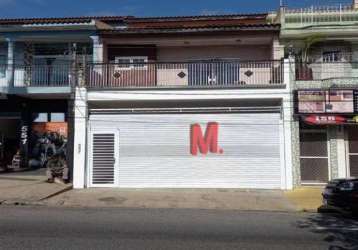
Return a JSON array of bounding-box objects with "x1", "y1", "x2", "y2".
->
[{"x1": 0, "y1": 16, "x2": 130, "y2": 25}]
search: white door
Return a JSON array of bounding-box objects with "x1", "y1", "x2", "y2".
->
[
  {"x1": 89, "y1": 112, "x2": 283, "y2": 189},
  {"x1": 89, "y1": 130, "x2": 119, "y2": 187}
]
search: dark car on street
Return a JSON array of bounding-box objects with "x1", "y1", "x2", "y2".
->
[{"x1": 322, "y1": 178, "x2": 358, "y2": 215}]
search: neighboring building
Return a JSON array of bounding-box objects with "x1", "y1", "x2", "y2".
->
[
  {"x1": 73, "y1": 14, "x2": 293, "y2": 189},
  {"x1": 275, "y1": 1, "x2": 358, "y2": 186},
  {"x1": 0, "y1": 17, "x2": 102, "y2": 176}
]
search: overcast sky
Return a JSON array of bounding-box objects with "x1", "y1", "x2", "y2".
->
[{"x1": 0, "y1": 0, "x2": 354, "y2": 18}]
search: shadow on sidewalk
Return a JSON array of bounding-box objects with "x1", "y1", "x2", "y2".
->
[{"x1": 295, "y1": 213, "x2": 358, "y2": 250}]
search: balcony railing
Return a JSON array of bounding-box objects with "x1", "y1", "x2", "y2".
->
[
  {"x1": 296, "y1": 62, "x2": 358, "y2": 81},
  {"x1": 13, "y1": 64, "x2": 75, "y2": 87},
  {"x1": 86, "y1": 61, "x2": 284, "y2": 89},
  {"x1": 283, "y1": 5, "x2": 358, "y2": 28}
]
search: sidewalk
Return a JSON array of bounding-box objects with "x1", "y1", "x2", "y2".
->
[
  {"x1": 44, "y1": 188, "x2": 299, "y2": 212},
  {"x1": 0, "y1": 169, "x2": 72, "y2": 205},
  {"x1": 284, "y1": 187, "x2": 324, "y2": 212}
]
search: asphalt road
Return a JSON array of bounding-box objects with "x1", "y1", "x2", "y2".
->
[{"x1": 0, "y1": 206, "x2": 357, "y2": 250}]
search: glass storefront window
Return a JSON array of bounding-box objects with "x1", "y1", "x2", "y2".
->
[
  {"x1": 33, "y1": 113, "x2": 48, "y2": 122},
  {"x1": 50, "y1": 113, "x2": 65, "y2": 122}
]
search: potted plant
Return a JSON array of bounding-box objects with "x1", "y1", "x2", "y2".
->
[{"x1": 296, "y1": 35, "x2": 324, "y2": 80}]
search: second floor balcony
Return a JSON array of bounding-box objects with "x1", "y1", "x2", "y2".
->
[
  {"x1": 0, "y1": 63, "x2": 77, "y2": 94},
  {"x1": 282, "y1": 4, "x2": 358, "y2": 29},
  {"x1": 0, "y1": 60, "x2": 285, "y2": 92},
  {"x1": 86, "y1": 60, "x2": 284, "y2": 89}
]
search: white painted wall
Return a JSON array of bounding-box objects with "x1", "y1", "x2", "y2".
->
[{"x1": 73, "y1": 87, "x2": 88, "y2": 189}]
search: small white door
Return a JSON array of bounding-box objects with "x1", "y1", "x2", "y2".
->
[{"x1": 89, "y1": 130, "x2": 119, "y2": 187}]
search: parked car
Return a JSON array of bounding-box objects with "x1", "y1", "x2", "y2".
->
[{"x1": 322, "y1": 178, "x2": 358, "y2": 215}]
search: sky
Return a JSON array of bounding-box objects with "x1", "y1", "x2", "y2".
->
[{"x1": 0, "y1": 0, "x2": 354, "y2": 19}]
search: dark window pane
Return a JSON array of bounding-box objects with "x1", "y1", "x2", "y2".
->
[
  {"x1": 349, "y1": 155, "x2": 358, "y2": 178},
  {"x1": 300, "y1": 158, "x2": 329, "y2": 183},
  {"x1": 300, "y1": 132, "x2": 327, "y2": 156}
]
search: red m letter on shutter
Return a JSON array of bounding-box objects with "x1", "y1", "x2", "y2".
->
[{"x1": 190, "y1": 122, "x2": 219, "y2": 156}]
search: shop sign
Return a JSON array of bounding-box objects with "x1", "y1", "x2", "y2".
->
[
  {"x1": 190, "y1": 122, "x2": 224, "y2": 156},
  {"x1": 303, "y1": 115, "x2": 347, "y2": 125},
  {"x1": 297, "y1": 90, "x2": 355, "y2": 114}
]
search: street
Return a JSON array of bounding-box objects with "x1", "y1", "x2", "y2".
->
[{"x1": 0, "y1": 207, "x2": 357, "y2": 250}]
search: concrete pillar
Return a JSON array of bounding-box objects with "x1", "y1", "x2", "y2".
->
[
  {"x1": 72, "y1": 87, "x2": 88, "y2": 189},
  {"x1": 6, "y1": 38, "x2": 15, "y2": 88},
  {"x1": 272, "y1": 37, "x2": 285, "y2": 60},
  {"x1": 351, "y1": 43, "x2": 358, "y2": 78},
  {"x1": 90, "y1": 35, "x2": 104, "y2": 63},
  {"x1": 282, "y1": 58, "x2": 294, "y2": 190},
  {"x1": 336, "y1": 126, "x2": 348, "y2": 178}
]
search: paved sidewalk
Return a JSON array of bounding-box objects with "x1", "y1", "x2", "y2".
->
[
  {"x1": 44, "y1": 188, "x2": 298, "y2": 212},
  {"x1": 284, "y1": 187, "x2": 324, "y2": 212},
  {"x1": 0, "y1": 169, "x2": 72, "y2": 205}
]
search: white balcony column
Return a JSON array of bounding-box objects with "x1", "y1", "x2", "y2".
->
[
  {"x1": 354, "y1": 0, "x2": 358, "y2": 9},
  {"x1": 272, "y1": 37, "x2": 285, "y2": 61},
  {"x1": 90, "y1": 35, "x2": 104, "y2": 63},
  {"x1": 90, "y1": 36, "x2": 104, "y2": 76},
  {"x1": 282, "y1": 58, "x2": 294, "y2": 190},
  {"x1": 73, "y1": 87, "x2": 88, "y2": 189},
  {"x1": 6, "y1": 37, "x2": 15, "y2": 88},
  {"x1": 336, "y1": 127, "x2": 348, "y2": 178},
  {"x1": 351, "y1": 43, "x2": 358, "y2": 78}
]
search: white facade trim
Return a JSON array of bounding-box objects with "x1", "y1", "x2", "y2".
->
[
  {"x1": 73, "y1": 87, "x2": 88, "y2": 189},
  {"x1": 87, "y1": 88, "x2": 289, "y2": 102},
  {"x1": 337, "y1": 126, "x2": 348, "y2": 178}
]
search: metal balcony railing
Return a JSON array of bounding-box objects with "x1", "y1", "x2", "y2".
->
[
  {"x1": 86, "y1": 60, "x2": 284, "y2": 89},
  {"x1": 283, "y1": 5, "x2": 358, "y2": 28},
  {"x1": 12, "y1": 64, "x2": 75, "y2": 87},
  {"x1": 295, "y1": 61, "x2": 358, "y2": 81}
]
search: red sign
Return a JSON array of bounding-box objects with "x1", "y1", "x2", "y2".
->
[
  {"x1": 303, "y1": 115, "x2": 347, "y2": 125},
  {"x1": 190, "y1": 122, "x2": 223, "y2": 156}
]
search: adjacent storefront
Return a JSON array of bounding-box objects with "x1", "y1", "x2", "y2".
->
[
  {"x1": 0, "y1": 96, "x2": 70, "y2": 174},
  {"x1": 296, "y1": 89, "x2": 358, "y2": 184}
]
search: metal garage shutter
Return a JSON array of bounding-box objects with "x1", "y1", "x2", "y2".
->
[
  {"x1": 90, "y1": 133, "x2": 116, "y2": 186},
  {"x1": 89, "y1": 113, "x2": 282, "y2": 189}
]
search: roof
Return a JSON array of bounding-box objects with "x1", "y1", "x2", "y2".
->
[
  {"x1": 0, "y1": 16, "x2": 131, "y2": 25},
  {"x1": 0, "y1": 13, "x2": 279, "y2": 34},
  {"x1": 100, "y1": 24, "x2": 280, "y2": 35},
  {"x1": 0, "y1": 13, "x2": 268, "y2": 26}
]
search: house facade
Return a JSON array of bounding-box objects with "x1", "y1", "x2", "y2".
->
[
  {"x1": 72, "y1": 14, "x2": 294, "y2": 189},
  {"x1": 276, "y1": 0, "x2": 358, "y2": 186},
  {"x1": 0, "y1": 13, "x2": 298, "y2": 190}
]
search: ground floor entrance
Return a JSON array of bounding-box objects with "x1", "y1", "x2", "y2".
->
[
  {"x1": 346, "y1": 126, "x2": 358, "y2": 177},
  {"x1": 87, "y1": 105, "x2": 288, "y2": 189},
  {"x1": 299, "y1": 121, "x2": 358, "y2": 185},
  {"x1": 0, "y1": 116, "x2": 21, "y2": 170},
  {"x1": 299, "y1": 128, "x2": 329, "y2": 184},
  {"x1": 0, "y1": 96, "x2": 72, "y2": 182}
]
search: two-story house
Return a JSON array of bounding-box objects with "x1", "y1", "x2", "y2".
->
[
  {"x1": 276, "y1": 0, "x2": 358, "y2": 187},
  {"x1": 0, "y1": 17, "x2": 121, "y2": 175},
  {"x1": 71, "y1": 14, "x2": 294, "y2": 190}
]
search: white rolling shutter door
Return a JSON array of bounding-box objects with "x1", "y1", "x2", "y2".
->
[{"x1": 89, "y1": 112, "x2": 282, "y2": 189}]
